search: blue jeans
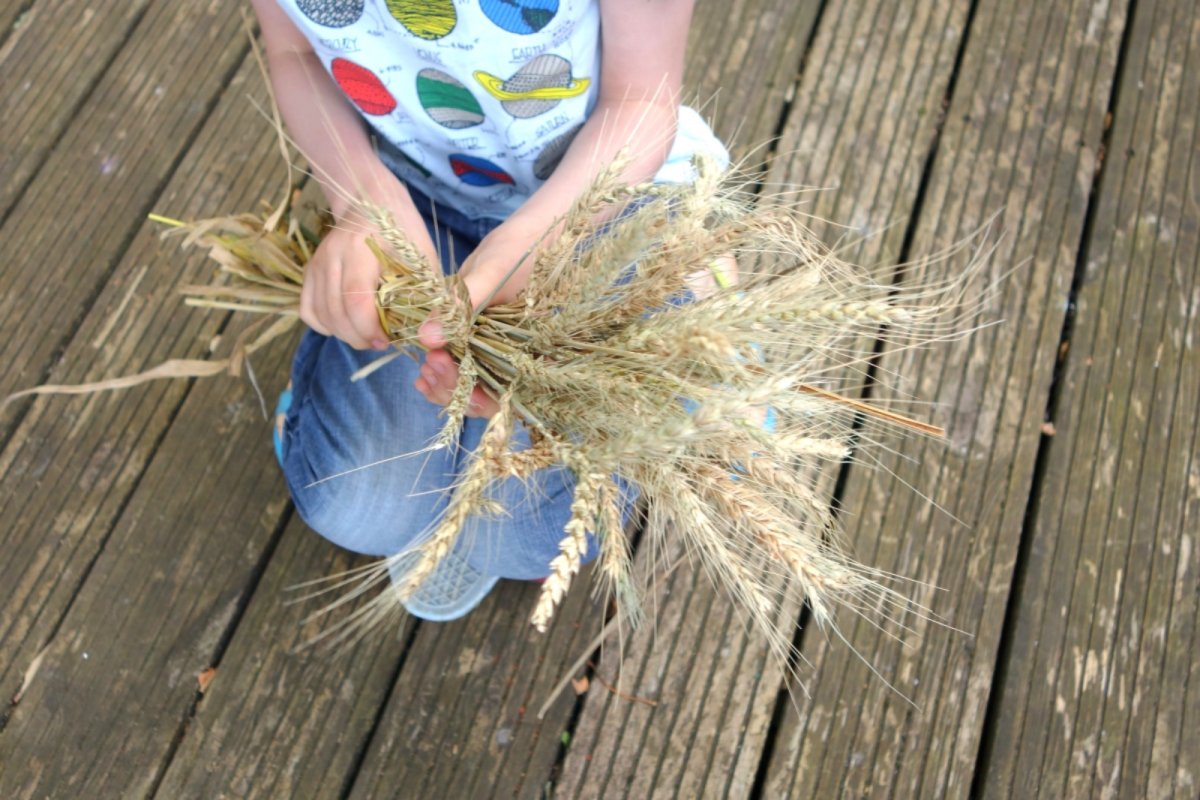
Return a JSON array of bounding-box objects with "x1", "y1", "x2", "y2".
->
[{"x1": 276, "y1": 189, "x2": 603, "y2": 580}]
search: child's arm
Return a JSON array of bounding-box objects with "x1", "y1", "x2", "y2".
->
[
  {"x1": 416, "y1": 0, "x2": 698, "y2": 412},
  {"x1": 436, "y1": 0, "x2": 694, "y2": 309},
  {"x1": 252, "y1": 0, "x2": 439, "y2": 351}
]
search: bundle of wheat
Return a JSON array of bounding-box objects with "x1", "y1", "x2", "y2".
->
[{"x1": 120, "y1": 155, "x2": 985, "y2": 671}]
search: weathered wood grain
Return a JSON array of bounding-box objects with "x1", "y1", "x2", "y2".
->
[
  {"x1": 0, "y1": 322, "x2": 292, "y2": 798},
  {"x1": 556, "y1": 542, "x2": 805, "y2": 800},
  {"x1": 153, "y1": 516, "x2": 410, "y2": 800},
  {"x1": 770, "y1": 0, "x2": 971, "y2": 264},
  {"x1": 0, "y1": 2, "x2": 42, "y2": 55},
  {"x1": 346, "y1": 571, "x2": 606, "y2": 800},
  {"x1": 0, "y1": 54, "x2": 283, "y2": 702},
  {"x1": 982, "y1": 1, "x2": 1200, "y2": 797},
  {"x1": 682, "y1": 0, "x2": 818, "y2": 163},
  {"x1": 1181, "y1": 523, "x2": 1200, "y2": 800},
  {"x1": 763, "y1": 0, "x2": 1129, "y2": 796},
  {"x1": 556, "y1": 1, "x2": 971, "y2": 796},
  {"x1": 0, "y1": 37, "x2": 321, "y2": 800},
  {"x1": 0, "y1": 0, "x2": 152, "y2": 220},
  {"x1": 0, "y1": 0, "x2": 249, "y2": 439},
  {"x1": 0, "y1": 1, "x2": 41, "y2": 58}
]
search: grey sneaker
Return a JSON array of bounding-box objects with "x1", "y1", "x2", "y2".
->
[{"x1": 387, "y1": 546, "x2": 499, "y2": 622}]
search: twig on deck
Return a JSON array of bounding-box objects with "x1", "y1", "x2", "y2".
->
[{"x1": 587, "y1": 660, "x2": 658, "y2": 708}]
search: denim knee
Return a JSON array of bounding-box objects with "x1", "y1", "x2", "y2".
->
[
  {"x1": 286, "y1": 469, "x2": 376, "y2": 557},
  {"x1": 279, "y1": 391, "x2": 453, "y2": 557},
  {"x1": 284, "y1": 449, "x2": 448, "y2": 557}
]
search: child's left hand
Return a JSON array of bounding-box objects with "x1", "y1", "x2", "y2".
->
[
  {"x1": 414, "y1": 224, "x2": 534, "y2": 417},
  {"x1": 415, "y1": 349, "x2": 499, "y2": 417}
]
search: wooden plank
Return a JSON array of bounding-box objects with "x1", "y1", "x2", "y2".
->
[
  {"x1": 0, "y1": 43, "x2": 325, "y2": 800},
  {"x1": 981, "y1": 1, "x2": 1200, "y2": 797},
  {"x1": 769, "y1": 0, "x2": 971, "y2": 265},
  {"x1": 0, "y1": 0, "x2": 152, "y2": 219},
  {"x1": 0, "y1": 323, "x2": 292, "y2": 798},
  {"x1": 557, "y1": 542, "x2": 803, "y2": 800},
  {"x1": 0, "y1": 0, "x2": 249, "y2": 439},
  {"x1": 153, "y1": 517, "x2": 410, "y2": 800},
  {"x1": 558, "y1": 540, "x2": 713, "y2": 798},
  {"x1": 0, "y1": 2, "x2": 40, "y2": 54},
  {"x1": 2, "y1": 23, "x2": 582, "y2": 800},
  {"x1": 1181, "y1": 515, "x2": 1200, "y2": 800},
  {"x1": 347, "y1": 572, "x2": 606, "y2": 800},
  {"x1": 763, "y1": 0, "x2": 1130, "y2": 796},
  {"x1": 682, "y1": 0, "x2": 818, "y2": 162},
  {"x1": 556, "y1": 1, "x2": 972, "y2": 796},
  {"x1": 0, "y1": 54, "x2": 282, "y2": 699}
]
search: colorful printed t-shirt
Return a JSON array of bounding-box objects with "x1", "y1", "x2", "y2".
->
[{"x1": 277, "y1": 0, "x2": 728, "y2": 220}]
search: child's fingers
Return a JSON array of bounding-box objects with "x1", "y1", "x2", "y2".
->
[
  {"x1": 303, "y1": 233, "x2": 383, "y2": 350},
  {"x1": 415, "y1": 373, "x2": 445, "y2": 405},
  {"x1": 425, "y1": 350, "x2": 457, "y2": 394},
  {"x1": 313, "y1": 256, "x2": 332, "y2": 330},
  {"x1": 416, "y1": 365, "x2": 498, "y2": 418},
  {"x1": 323, "y1": 261, "x2": 368, "y2": 350},
  {"x1": 684, "y1": 253, "x2": 740, "y2": 300},
  {"x1": 301, "y1": 240, "x2": 336, "y2": 338},
  {"x1": 415, "y1": 351, "x2": 495, "y2": 417},
  {"x1": 416, "y1": 264, "x2": 513, "y2": 351},
  {"x1": 343, "y1": 269, "x2": 387, "y2": 350},
  {"x1": 316, "y1": 259, "x2": 347, "y2": 343},
  {"x1": 466, "y1": 386, "x2": 499, "y2": 418},
  {"x1": 421, "y1": 366, "x2": 448, "y2": 404},
  {"x1": 417, "y1": 315, "x2": 446, "y2": 350},
  {"x1": 299, "y1": 265, "x2": 332, "y2": 336},
  {"x1": 460, "y1": 265, "x2": 516, "y2": 311},
  {"x1": 417, "y1": 351, "x2": 455, "y2": 406},
  {"x1": 425, "y1": 349, "x2": 455, "y2": 373}
]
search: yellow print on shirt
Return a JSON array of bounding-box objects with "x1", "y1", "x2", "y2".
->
[{"x1": 474, "y1": 54, "x2": 590, "y2": 118}]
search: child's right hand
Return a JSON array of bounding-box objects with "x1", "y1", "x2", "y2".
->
[{"x1": 299, "y1": 222, "x2": 391, "y2": 350}]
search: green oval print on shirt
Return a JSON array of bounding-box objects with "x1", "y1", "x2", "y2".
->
[{"x1": 417, "y1": 69, "x2": 485, "y2": 129}]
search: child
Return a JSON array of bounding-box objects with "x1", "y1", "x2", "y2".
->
[{"x1": 253, "y1": 0, "x2": 729, "y2": 620}]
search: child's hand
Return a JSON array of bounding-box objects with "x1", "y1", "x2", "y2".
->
[
  {"x1": 300, "y1": 223, "x2": 390, "y2": 350},
  {"x1": 414, "y1": 226, "x2": 533, "y2": 416},
  {"x1": 415, "y1": 349, "x2": 500, "y2": 417}
]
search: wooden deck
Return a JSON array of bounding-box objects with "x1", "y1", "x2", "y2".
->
[{"x1": 1, "y1": 0, "x2": 1196, "y2": 797}]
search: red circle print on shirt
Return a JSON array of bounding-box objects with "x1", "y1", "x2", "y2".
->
[{"x1": 331, "y1": 58, "x2": 397, "y2": 115}]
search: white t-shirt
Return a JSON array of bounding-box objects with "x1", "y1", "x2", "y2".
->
[{"x1": 277, "y1": 0, "x2": 728, "y2": 220}]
